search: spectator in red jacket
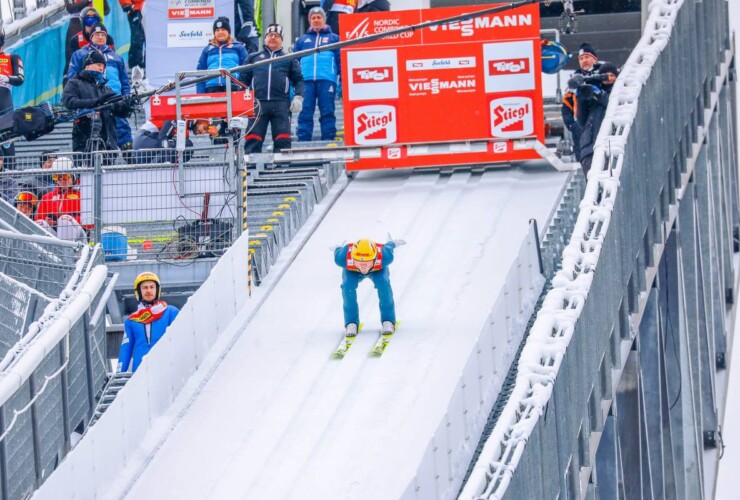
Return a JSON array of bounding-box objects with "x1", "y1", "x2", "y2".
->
[
  {"x1": 35, "y1": 158, "x2": 87, "y2": 242},
  {"x1": 119, "y1": 0, "x2": 145, "y2": 72}
]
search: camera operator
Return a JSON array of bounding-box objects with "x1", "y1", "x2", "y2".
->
[
  {"x1": 574, "y1": 62, "x2": 620, "y2": 175},
  {"x1": 63, "y1": 50, "x2": 134, "y2": 165},
  {"x1": 561, "y1": 43, "x2": 602, "y2": 162}
]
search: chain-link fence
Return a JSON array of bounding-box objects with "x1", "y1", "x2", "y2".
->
[{"x1": 0, "y1": 147, "x2": 242, "y2": 263}]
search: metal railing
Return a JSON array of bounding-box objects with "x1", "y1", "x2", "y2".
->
[
  {"x1": 461, "y1": 0, "x2": 737, "y2": 498},
  {"x1": 0, "y1": 226, "x2": 107, "y2": 500},
  {"x1": 0, "y1": 148, "x2": 242, "y2": 262}
]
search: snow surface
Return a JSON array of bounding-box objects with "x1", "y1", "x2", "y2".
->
[{"x1": 106, "y1": 166, "x2": 569, "y2": 499}]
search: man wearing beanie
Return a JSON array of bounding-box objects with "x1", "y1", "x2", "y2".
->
[
  {"x1": 196, "y1": 16, "x2": 248, "y2": 94},
  {"x1": 574, "y1": 61, "x2": 620, "y2": 175},
  {"x1": 68, "y1": 22, "x2": 133, "y2": 153},
  {"x1": 293, "y1": 6, "x2": 340, "y2": 142},
  {"x1": 561, "y1": 41, "x2": 603, "y2": 162},
  {"x1": 63, "y1": 48, "x2": 133, "y2": 163},
  {"x1": 240, "y1": 23, "x2": 304, "y2": 153}
]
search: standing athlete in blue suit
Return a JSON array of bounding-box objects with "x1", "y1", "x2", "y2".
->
[
  {"x1": 118, "y1": 272, "x2": 179, "y2": 373},
  {"x1": 334, "y1": 237, "x2": 405, "y2": 336}
]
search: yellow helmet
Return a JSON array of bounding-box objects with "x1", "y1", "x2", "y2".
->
[
  {"x1": 351, "y1": 239, "x2": 378, "y2": 262},
  {"x1": 134, "y1": 271, "x2": 161, "y2": 301}
]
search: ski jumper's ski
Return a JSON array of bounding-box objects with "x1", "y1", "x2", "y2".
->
[
  {"x1": 332, "y1": 323, "x2": 364, "y2": 359},
  {"x1": 370, "y1": 321, "x2": 400, "y2": 357}
]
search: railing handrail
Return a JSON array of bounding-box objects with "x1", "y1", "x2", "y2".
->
[{"x1": 460, "y1": 0, "x2": 699, "y2": 497}]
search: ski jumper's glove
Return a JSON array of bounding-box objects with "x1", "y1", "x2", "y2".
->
[
  {"x1": 387, "y1": 233, "x2": 406, "y2": 247},
  {"x1": 330, "y1": 240, "x2": 347, "y2": 252},
  {"x1": 290, "y1": 95, "x2": 303, "y2": 113}
]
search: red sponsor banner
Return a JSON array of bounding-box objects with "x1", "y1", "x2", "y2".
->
[
  {"x1": 341, "y1": 3, "x2": 543, "y2": 170},
  {"x1": 168, "y1": 7, "x2": 214, "y2": 19}
]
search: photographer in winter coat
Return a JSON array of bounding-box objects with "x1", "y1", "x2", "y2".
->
[
  {"x1": 574, "y1": 62, "x2": 620, "y2": 175},
  {"x1": 62, "y1": 50, "x2": 133, "y2": 161}
]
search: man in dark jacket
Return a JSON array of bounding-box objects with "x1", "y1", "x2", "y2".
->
[
  {"x1": 562, "y1": 43, "x2": 602, "y2": 162},
  {"x1": 575, "y1": 62, "x2": 619, "y2": 175},
  {"x1": 239, "y1": 24, "x2": 304, "y2": 153},
  {"x1": 62, "y1": 50, "x2": 132, "y2": 164}
]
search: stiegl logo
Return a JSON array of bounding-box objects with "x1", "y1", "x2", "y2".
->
[
  {"x1": 354, "y1": 105, "x2": 397, "y2": 145},
  {"x1": 353, "y1": 67, "x2": 394, "y2": 83},
  {"x1": 488, "y1": 59, "x2": 529, "y2": 75},
  {"x1": 490, "y1": 97, "x2": 533, "y2": 138}
]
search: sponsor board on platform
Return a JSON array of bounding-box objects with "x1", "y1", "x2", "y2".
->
[
  {"x1": 490, "y1": 97, "x2": 534, "y2": 138},
  {"x1": 354, "y1": 105, "x2": 397, "y2": 145},
  {"x1": 347, "y1": 50, "x2": 399, "y2": 101},
  {"x1": 483, "y1": 41, "x2": 535, "y2": 93}
]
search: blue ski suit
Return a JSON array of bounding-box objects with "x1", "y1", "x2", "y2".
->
[
  {"x1": 117, "y1": 302, "x2": 179, "y2": 372},
  {"x1": 334, "y1": 241, "x2": 396, "y2": 327}
]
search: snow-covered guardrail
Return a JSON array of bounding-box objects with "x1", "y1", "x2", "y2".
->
[{"x1": 460, "y1": 0, "x2": 700, "y2": 497}]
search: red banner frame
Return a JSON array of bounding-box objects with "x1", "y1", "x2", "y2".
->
[{"x1": 340, "y1": 3, "x2": 543, "y2": 171}]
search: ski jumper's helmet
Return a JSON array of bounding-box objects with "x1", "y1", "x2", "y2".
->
[
  {"x1": 351, "y1": 239, "x2": 378, "y2": 262},
  {"x1": 134, "y1": 272, "x2": 161, "y2": 301}
]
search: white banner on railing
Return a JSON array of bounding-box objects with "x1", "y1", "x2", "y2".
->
[{"x1": 145, "y1": 0, "x2": 233, "y2": 88}]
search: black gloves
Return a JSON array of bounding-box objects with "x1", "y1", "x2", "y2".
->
[
  {"x1": 578, "y1": 84, "x2": 594, "y2": 99},
  {"x1": 567, "y1": 74, "x2": 585, "y2": 90},
  {"x1": 97, "y1": 90, "x2": 118, "y2": 106}
]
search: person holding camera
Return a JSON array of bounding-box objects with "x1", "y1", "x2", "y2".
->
[
  {"x1": 561, "y1": 43, "x2": 602, "y2": 162},
  {"x1": 573, "y1": 62, "x2": 620, "y2": 175},
  {"x1": 68, "y1": 23, "x2": 134, "y2": 153},
  {"x1": 63, "y1": 50, "x2": 134, "y2": 163}
]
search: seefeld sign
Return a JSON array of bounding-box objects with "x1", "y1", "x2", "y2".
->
[
  {"x1": 167, "y1": 22, "x2": 213, "y2": 48},
  {"x1": 341, "y1": 3, "x2": 544, "y2": 171}
]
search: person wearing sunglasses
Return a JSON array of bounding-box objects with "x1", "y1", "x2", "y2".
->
[
  {"x1": 14, "y1": 191, "x2": 38, "y2": 218},
  {"x1": 35, "y1": 157, "x2": 87, "y2": 243},
  {"x1": 63, "y1": 4, "x2": 114, "y2": 85}
]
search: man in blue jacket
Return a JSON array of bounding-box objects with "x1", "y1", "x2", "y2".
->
[
  {"x1": 68, "y1": 23, "x2": 133, "y2": 151},
  {"x1": 334, "y1": 237, "x2": 405, "y2": 336},
  {"x1": 117, "y1": 272, "x2": 179, "y2": 373},
  {"x1": 196, "y1": 17, "x2": 249, "y2": 94},
  {"x1": 293, "y1": 7, "x2": 340, "y2": 142}
]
